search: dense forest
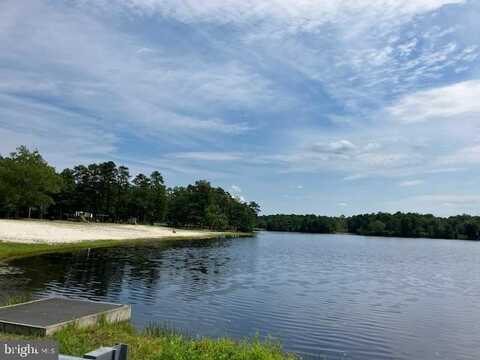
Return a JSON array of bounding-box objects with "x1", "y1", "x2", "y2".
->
[
  {"x1": 0, "y1": 146, "x2": 259, "y2": 232},
  {"x1": 256, "y1": 214, "x2": 344, "y2": 234},
  {"x1": 258, "y1": 213, "x2": 480, "y2": 240}
]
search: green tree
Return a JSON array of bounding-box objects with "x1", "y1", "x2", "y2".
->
[
  {"x1": 50, "y1": 168, "x2": 77, "y2": 219},
  {"x1": 131, "y1": 174, "x2": 151, "y2": 223},
  {"x1": 149, "y1": 171, "x2": 167, "y2": 223},
  {"x1": 115, "y1": 166, "x2": 131, "y2": 221},
  {"x1": 367, "y1": 220, "x2": 386, "y2": 235},
  {"x1": 1, "y1": 145, "x2": 261, "y2": 231},
  {"x1": 0, "y1": 146, "x2": 62, "y2": 218},
  {"x1": 205, "y1": 203, "x2": 229, "y2": 230},
  {"x1": 464, "y1": 222, "x2": 479, "y2": 240}
]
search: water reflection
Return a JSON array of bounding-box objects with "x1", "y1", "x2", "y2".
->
[{"x1": 1, "y1": 237, "x2": 247, "y2": 301}]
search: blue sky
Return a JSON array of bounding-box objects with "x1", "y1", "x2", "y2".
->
[{"x1": 1, "y1": 0, "x2": 480, "y2": 216}]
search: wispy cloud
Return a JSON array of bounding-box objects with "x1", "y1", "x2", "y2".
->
[
  {"x1": 0, "y1": 94, "x2": 118, "y2": 169},
  {"x1": 387, "y1": 194, "x2": 480, "y2": 216},
  {"x1": 0, "y1": 0, "x2": 267, "y2": 147},
  {"x1": 399, "y1": 179, "x2": 425, "y2": 187},
  {"x1": 440, "y1": 145, "x2": 480, "y2": 165},
  {"x1": 1, "y1": 0, "x2": 479, "y2": 215},
  {"x1": 171, "y1": 152, "x2": 245, "y2": 162},
  {"x1": 84, "y1": 0, "x2": 465, "y2": 28},
  {"x1": 386, "y1": 80, "x2": 480, "y2": 123}
]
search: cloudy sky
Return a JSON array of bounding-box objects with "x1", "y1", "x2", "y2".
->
[{"x1": 1, "y1": 0, "x2": 480, "y2": 216}]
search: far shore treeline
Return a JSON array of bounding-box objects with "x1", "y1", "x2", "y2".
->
[
  {"x1": 258, "y1": 213, "x2": 480, "y2": 240},
  {"x1": 3, "y1": 146, "x2": 480, "y2": 241},
  {"x1": 0, "y1": 146, "x2": 260, "y2": 232}
]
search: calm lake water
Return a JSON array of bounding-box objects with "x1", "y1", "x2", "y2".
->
[{"x1": 2, "y1": 232, "x2": 480, "y2": 359}]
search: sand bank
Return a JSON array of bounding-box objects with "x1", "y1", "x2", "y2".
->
[{"x1": 0, "y1": 219, "x2": 220, "y2": 244}]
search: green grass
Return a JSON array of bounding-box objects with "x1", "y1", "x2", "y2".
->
[
  {"x1": 0, "y1": 232, "x2": 252, "y2": 261},
  {"x1": 0, "y1": 321, "x2": 297, "y2": 360}
]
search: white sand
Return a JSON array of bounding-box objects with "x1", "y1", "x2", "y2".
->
[{"x1": 0, "y1": 219, "x2": 218, "y2": 244}]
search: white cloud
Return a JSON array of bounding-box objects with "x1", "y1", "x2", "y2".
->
[
  {"x1": 136, "y1": 47, "x2": 155, "y2": 54},
  {"x1": 384, "y1": 194, "x2": 480, "y2": 216},
  {"x1": 231, "y1": 185, "x2": 242, "y2": 193},
  {"x1": 343, "y1": 174, "x2": 368, "y2": 181},
  {"x1": 264, "y1": 105, "x2": 479, "y2": 179},
  {"x1": 364, "y1": 142, "x2": 382, "y2": 151},
  {"x1": 440, "y1": 145, "x2": 480, "y2": 165},
  {"x1": 74, "y1": 0, "x2": 475, "y2": 121},
  {"x1": 1, "y1": 0, "x2": 474, "y2": 156},
  {"x1": 270, "y1": 132, "x2": 428, "y2": 177},
  {"x1": 234, "y1": 195, "x2": 246, "y2": 203},
  {"x1": 0, "y1": 0, "x2": 267, "y2": 151},
  {"x1": 311, "y1": 139, "x2": 357, "y2": 155},
  {"x1": 398, "y1": 38, "x2": 419, "y2": 57},
  {"x1": 387, "y1": 80, "x2": 480, "y2": 123},
  {"x1": 214, "y1": 0, "x2": 475, "y2": 120},
  {"x1": 399, "y1": 179, "x2": 425, "y2": 187},
  {"x1": 172, "y1": 152, "x2": 244, "y2": 162},
  {"x1": 0, "y1": 94, "x2": 118, "y2": 169},
  {"x1": 338, "y1": 202, "x2": 348, "y2": 207},
  {"x1": 88, "y1": 0, "x2": 465, "y2": 29}
]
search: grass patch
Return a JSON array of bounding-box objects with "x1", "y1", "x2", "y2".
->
[
  {"x1": 144, "y1": 322, "x2": 191, "y2": 339},
  {"x1": 0, "y1": 232, "x2": 252, "y2": 262},
  {"x1": 0, "y1": 240, "x2": 127, "y2": 262},
  {"x1": 0, "y1": 321, "x2": 297, "y2": 360}
]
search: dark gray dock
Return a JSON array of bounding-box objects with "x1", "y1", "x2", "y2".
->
[{"x1": 0, "y1": 298, "x2": 131, "y2": 336}]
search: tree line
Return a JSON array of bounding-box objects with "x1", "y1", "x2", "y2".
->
[
  {"x1": 0, "y1": 146, "x2": 259, "y2": 232},
  {"x1": 258, "y1": 212, "x2": 480, "y2": 240},
  {"x1": 256, "y1": 214, "x2": 344, "y2": 234}
]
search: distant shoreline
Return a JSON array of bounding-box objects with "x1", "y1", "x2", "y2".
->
[
  {"x1": 258, "y1": 213, "x2": 480, "y2": 241},
  {"x1": 259, "y1": 229, "x2": 480, "y2": 242}
]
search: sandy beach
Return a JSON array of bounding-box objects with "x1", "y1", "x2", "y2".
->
[{"x1": 0, "y1": 219, "x2": 219, "y2": 244}]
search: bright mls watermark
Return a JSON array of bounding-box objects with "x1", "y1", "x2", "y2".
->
[{"x1": 0, "y1": 341, "x2": 57, "y2": 360}]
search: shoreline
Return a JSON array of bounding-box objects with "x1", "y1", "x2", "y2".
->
[
  {"x1": 0, "y1": 219, "x2": 252, "y2": 261},
  {"x1": 0, "y1": 219, "x2": 235, "y2": 244}
]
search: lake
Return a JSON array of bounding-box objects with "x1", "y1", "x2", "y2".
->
[{"x1": 2, "y1": 232, "x2": 480, "y2": 359}]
